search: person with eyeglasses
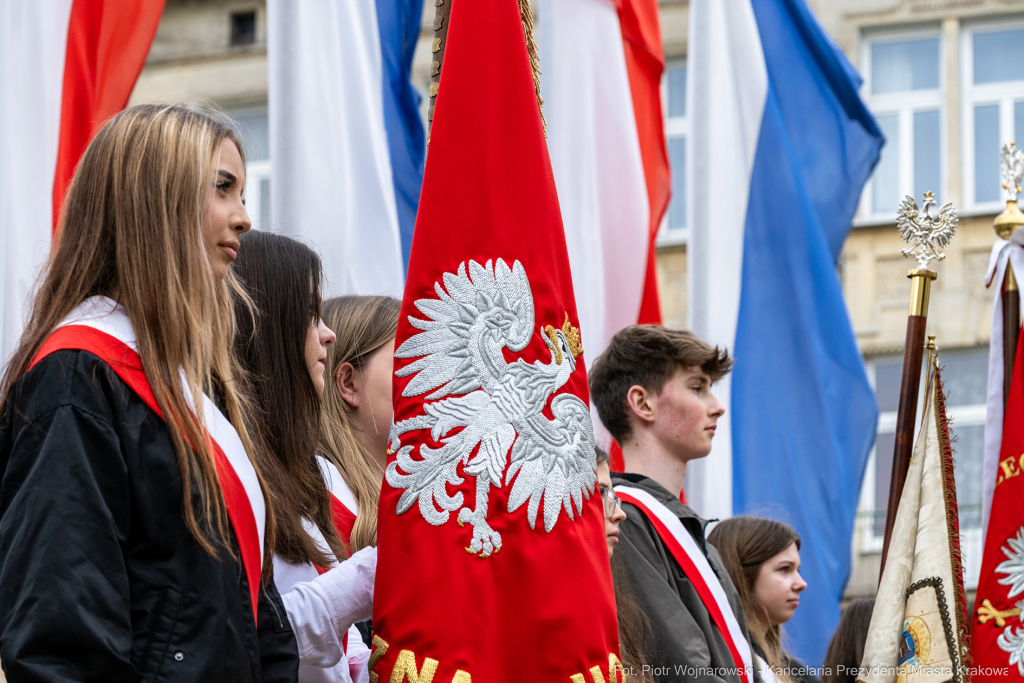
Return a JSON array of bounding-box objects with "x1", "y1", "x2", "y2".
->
[
  {"x1": 596, "y1": 448, "x2": 654, "y2": 683},
  {"x1": 597, "y1": 448, "x2": 628, "y2": 555}
]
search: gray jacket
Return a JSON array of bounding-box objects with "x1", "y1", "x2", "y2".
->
[{"x1": 612, "y1": 473, "x2": 762, "y2": 683}]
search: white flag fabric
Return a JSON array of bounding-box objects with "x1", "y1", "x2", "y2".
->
[
  {"x1": 537, "y1": 0, "x2": 650, "y2": 361},
  {"x1": 267, "y1": 0, "x2": 405, "y2": 299},
  {"x1": 860, "y1": 360, "x2": 970, "y2": 683},
  {"x1": 0, "y1": 1, "x2": 73, "y2": 368}
]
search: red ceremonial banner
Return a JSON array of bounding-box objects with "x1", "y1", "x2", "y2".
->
[
  {"x1": 972, "y1": 323, "x2": 1024, "y2": 679},
  {"x1": 370, "y1": 0, "x2": 621, "y2": 681}
]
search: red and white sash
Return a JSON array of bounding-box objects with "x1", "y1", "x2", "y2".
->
[
  {"x1": 29, "y1": 297, "x2": 266, "y2": 621},
  {"x1": 318, "y1": 456, "x2": 358, "y2": 550},
  {"x1": 615, "y1": 485, "x2": 754, "y2": 683}
]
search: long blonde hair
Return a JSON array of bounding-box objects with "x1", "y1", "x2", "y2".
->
[
  {"x1": 318, "y1": 295, "x2": 400, "y2": 553},
  {"x1": 0, "y1": 104, "x2": 272, "y2": 563}
]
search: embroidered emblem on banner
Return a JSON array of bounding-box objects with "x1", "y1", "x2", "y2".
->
[{"x1": 386, "y1": 259, "x2": 597, "y2": 557}]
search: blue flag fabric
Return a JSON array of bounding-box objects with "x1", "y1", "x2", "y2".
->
[
  {"x1": 375, "y1": 0, "x2": 426, "y2": 269},
  {"x1": 730, "y1": 0, "x2": 884, "y2": 666}
]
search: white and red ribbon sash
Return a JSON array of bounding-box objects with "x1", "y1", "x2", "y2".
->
[
  {"x1": 30, "y1": 297, "x2": 266, "y2": 620},
  {"x1": 615, "y1": 485, "x2": 754, "y2": 683},
  {"x1": 318, "y1": 456, "x2": 358, "y2": 550}
]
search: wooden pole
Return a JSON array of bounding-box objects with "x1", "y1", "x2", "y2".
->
[
  {"x1": 879, "y1": 267, "x2": 936, "y2": 578},
  {"x1": 426, "y1": 0, "x2": 453, "y2": 136},
  {"x1": 1005, "y1": 265, "x2": 1020, "y2": 408}
]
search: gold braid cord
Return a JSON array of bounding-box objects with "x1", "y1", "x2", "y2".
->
[{"x1": 518, "y1": 0, "x2": 546, "y2": 136}]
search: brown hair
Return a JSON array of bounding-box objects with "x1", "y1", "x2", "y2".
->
[
  {"x1": 318, "y1": 295, "x2": 401, "y2": 553},
  {"x1": 232, "y1": 230, "x2": 345, "y2": 568},
  {"x1": 588, "y1": 325, "x2": 732, "y2": 442},
  {"x1": 0, "y1": 104, "x2": 271, "y2": 561},
  {"x1": 821, "y1": 598, "x2": 874, "y2": 683},
  {"x1": 707, "y1": 516, "x2": 801, "y2": 682}
]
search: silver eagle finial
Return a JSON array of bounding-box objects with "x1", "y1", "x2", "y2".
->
[
  {"x1": 897, "y1": 191, "x2": 958, "y2": 269},
  {"x1": 1003, "y1": 142, "x2": 1024, "y2": 200}
]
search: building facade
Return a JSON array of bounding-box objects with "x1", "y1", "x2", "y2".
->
[{"x1": 130, "y1": 0, "x2": 1017, "y2": 601}]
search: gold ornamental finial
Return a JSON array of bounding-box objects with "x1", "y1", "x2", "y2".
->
[{"x1": 995, "y1": 142, "x2": 1024, "y2": 240}]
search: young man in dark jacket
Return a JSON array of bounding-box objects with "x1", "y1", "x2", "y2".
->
[{"x1": 590, "y1": 325, "x2": 760, "y2": 683}]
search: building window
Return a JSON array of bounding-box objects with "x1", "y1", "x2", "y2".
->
[
  {"x1": 858, "y1": 347, "x2": 987, "y2": 587},
  {"x1": 963, "y1": 23, "x2": 1024, "y2": 210},
  {"x1": 660, "y1": 61, "x2": 687, "y2": 244},
  {"x1": 226, "y1": 104, "x2": 271, "y2": 229},
  {"x1": 230, "y1": 10, "x2": 257, "y2": 47},
  {"x1": 860, "y1": 32, "x2": 944, "y2": 219}
]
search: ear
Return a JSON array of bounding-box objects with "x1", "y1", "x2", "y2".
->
[
  {"x1": 336, "y1": 362, "x2": 360, "y2": 408},
  {"x1": 625, "y1": 384, "x2": 656, "y2": 428}
]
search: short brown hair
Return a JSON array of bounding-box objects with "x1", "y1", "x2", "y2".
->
[{"x1": 588, "y1": 325, "x2": 732, "y2": 442}]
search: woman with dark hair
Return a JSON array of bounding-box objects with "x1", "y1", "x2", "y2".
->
[
  {"x1": 821, "y1": 598, "x2": 874, "y2": 683},
  {"x1": 233, "y1": 231, "x2": 375, "y2": 683},
  {"x1": 0, "y1": 104, "x2": 297, "y2": 680},
  {"x1": 707, "y1": 517, "x2": 819, "y2": 683},
  {"x1": 595, "y1": 448, "x2": 654, "y2": 683}
]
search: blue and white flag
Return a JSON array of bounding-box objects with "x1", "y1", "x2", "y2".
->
[
  {"x1": 267, "y1": 0, "x2": 425, "y2": 297},
  {"x1": 688, "y1": 0, "x2": 883, "y2": 665}
]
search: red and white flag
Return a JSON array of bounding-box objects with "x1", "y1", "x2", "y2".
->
[
  {"x1": 0, "y1": 0, "x2": 163, "y2": 367},
  {"x1": 537, "y1": 0, "x2": 670, "y2": 469},
  {"x1": 973, "y1": 323, "x2": 1024, "y2": 679},
  {"x1": 371, "y1": 0, "x2": 621, "y2": 680}
]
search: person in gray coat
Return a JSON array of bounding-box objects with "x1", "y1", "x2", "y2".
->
[{"x1": 589, "y1": 325, "x2": 761, "y2": 683}]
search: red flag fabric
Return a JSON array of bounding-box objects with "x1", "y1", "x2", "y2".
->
[
  {"x1": 52, "y1": 0, "x2": 165, "y2": 234},
  {"x1": 973, "y1": 323, "x2": 1024, "y2": 679},
  {"x1": 617, "y1": 0, "x2": 669, "y2": 325},
  {"x1": 371, "y1": 0, "x2": 621, "y2": 680}
]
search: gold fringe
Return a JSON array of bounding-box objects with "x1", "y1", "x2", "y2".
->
[
  {"x1": 932, "y1": 357, "x2": 974, "y2": 681},
  {"x1": 517, "y1": 0, "x2": 546, "y2": 136}
]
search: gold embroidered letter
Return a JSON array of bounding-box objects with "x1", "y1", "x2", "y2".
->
[
  {"x1": 608, "y1": 654, "x2": 624, "y2": 682},
  {"x1": 369, "y1": 635, "x2": 390, "y2": 683},
  {"x1": 571, "y1": 676, "x2": 587, "y2": 683},
  {"x1": 390, "y1": 650, "x2": 439, "y2": 683},
  {"x1": 451, "y1": 671, "x2": 471, "y2": 683}
]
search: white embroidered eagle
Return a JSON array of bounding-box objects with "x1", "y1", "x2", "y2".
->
[{"x1": 385, "y1": 259, "x2": 597, "y2": 557}]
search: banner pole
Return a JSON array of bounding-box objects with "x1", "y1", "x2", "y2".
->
[
  {"x1": 994, "y1": 143, "x2": 1024, "y2": 407},
  {"x1": 879, "y1": 267, "x2": 935, "y2": 578},
  {"x1": 878, "y1": 191, "x2": 958, "y2": 580}
]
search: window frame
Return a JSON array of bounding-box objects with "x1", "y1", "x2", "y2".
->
[
  {"x1": 658, "y1": 58, "x2": 687, "y2": 247},
  {"x1": 858, "y1": 28, "x2": 946, "y2": 222},
  {"x1": 961, "y1": 20, "x2": 1024, "y2": 212}
]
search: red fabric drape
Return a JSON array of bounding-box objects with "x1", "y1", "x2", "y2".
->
[{"x1": 52, "y1": 0, "x2": 164, "y2": 236}]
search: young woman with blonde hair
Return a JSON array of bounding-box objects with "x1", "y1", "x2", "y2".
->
[
  {"x1": 232, "y1": 232, "x2": 376, "y2": 683},
  {"x1": 0, "y1": 104, "x2": 297, "y2": 681},
  {"x1": 707, "y1": 517, "x2": 819, "y2": 683},
  {"x1": 317, "y1": 295, "x2": 400, "y2": 556}
]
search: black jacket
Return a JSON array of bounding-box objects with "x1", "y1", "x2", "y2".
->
[
  {"x1": 613, "y1": 473, "x2": 762, "y2": 683},
  {"x1": 0, "y1": 350, "x2": 299, "y2": 683}
]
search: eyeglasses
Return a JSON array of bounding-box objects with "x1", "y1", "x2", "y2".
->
[{"x1": 598, "y1": 486, "x2": 622, "y2": 518}]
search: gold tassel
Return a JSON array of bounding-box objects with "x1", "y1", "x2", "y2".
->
[{"x1": 517, "y1": 0, "x2": 546, "y2": 136}]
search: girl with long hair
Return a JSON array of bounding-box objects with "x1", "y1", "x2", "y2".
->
[
  {"x1": 595, "y1": 449, "x2": 654, "y2": 683},
  {"x1": 707, "y1": 517, "x2": 819, "y2": 683},
  {"x1": 317, "y1": 295, "x2": 400, "y2": 555},
  {"x1": 232, "y1": 232, "x2": 376, "y2": 683},
  {"x1": 0, "y1": 104, "x2": 297, "y2": 681}
]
